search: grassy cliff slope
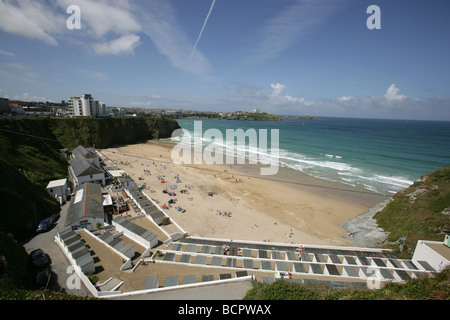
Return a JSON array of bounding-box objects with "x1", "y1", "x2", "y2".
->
[
  {"x1": 375, "y1": 166, "x2": 450, "y2": 257},
  {"x1": 0, "y1": 117, "x2": 180, "y2": 187}
]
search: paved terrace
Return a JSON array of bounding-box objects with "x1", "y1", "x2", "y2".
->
[
  {"x1": 74, "y1": 229, "x2": 374, "y2": 296},
  {"x1": 153, "y1": 237, "x2": 432, "y2": 284},
  {"x1": 58, "y1": 211, "x2": 435, "y2": 298}
]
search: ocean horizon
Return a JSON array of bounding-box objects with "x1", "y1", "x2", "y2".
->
[{"x1": 175, "y1": 117, "x2": 450, "y2": 196}]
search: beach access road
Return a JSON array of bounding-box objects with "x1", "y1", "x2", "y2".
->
[{"x1": 22, "y1": 201, "x2": 91, "y2": 297}]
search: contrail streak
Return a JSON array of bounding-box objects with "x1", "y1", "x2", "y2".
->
[{"x1": 190, "y1": 0, "x2": 216, "y2": 59}]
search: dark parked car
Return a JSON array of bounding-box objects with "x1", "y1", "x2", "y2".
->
[
  {"x1": 36, "y1": 212, "x2": 60, "y2": 233},
  {"x1": 49, "y1": 212, "x2": 60, "y2": 224},
  {"x1": 30, "y1": 249, "x2": 50, "y2": 269},
  {"x1": 36, "y1": 217, "x2": 53, "y2": 233},
  {"x1": 35, "y1": 268, "x2": 52, "y2": 287}
]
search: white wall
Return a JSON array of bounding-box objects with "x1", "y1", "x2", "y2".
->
[
  {"x1": 47, "y1": 184, "x2": 68, "y2": 202},
  {"x1": 76, "y1": 173, "x2": 105, "y2": 187},
  {"x1": 412, "y1": 240, "x2": 450, "y2": 272}
]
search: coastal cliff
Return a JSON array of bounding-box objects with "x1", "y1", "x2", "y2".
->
[
  {"x1": 0, "y1": 116, "x2": 179, "y2": 233},
  {"x1": 48, "y1": 116, "x2": 180, "y2": 150},
  {"x1": 343, "y1": 166, "x2": 450, "y2": 258},
  {"x1": 375, "y1": 166, "x2": 450, "y2": 257},
  {"x1": 0, "y1": 117, "x2": 180, "y2": 185}
]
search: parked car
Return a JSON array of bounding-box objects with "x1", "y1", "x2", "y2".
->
[
  {"x1": 35, "y1": 268, "x2": 52, "y2": 288},
  {"x1": 36, "y1": 216, "x2": 53, "y2": 233},
  {"x1": 49, "y1": 212, "x2": 60, "y2": 224},
  {"x1": 29, "y1": 249, "x2": 50, "y2": 269}
]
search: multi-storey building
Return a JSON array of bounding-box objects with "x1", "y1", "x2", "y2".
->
[{"x1": 68, "y1": 94, "x2": 107, "y2": 117}]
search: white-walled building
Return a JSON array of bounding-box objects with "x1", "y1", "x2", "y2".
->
[
  {"x1": 69, "y1": 145, "x2": 106, "y2": 188},
  {"x1": 412, "y1": 236, "x2": 450, "y2": 272},
  {"x1": 64, "y1": 182, "x2": 105, "y2": 231},
  {"x1": 46, "y1": 178, "x2": 68, "y2": 204},
  {"x1": 68, "y1": 94, "x2": 107, "y2": 117}
]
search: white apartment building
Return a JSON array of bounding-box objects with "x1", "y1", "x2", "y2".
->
[{"x1": 68, "y1": 94, "x2": 107, "y2": 117}]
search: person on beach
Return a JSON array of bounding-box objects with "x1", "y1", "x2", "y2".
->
[{"x1": 344, "y1": 232, "x2": 355, "y2": 237}]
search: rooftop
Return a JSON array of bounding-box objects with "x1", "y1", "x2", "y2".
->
[
  {"x1": 46, "y1": 178, "x2": 67, "y2": 189},
  {"x1": 65, "y1": 183, "x2": 104, "y2": 227},
  {"x1": 424, "y1": 241, "x2": 450, "y2": 261},
  {"x1": 70, "y1": 154, "x2": 103, "y2": 177}
]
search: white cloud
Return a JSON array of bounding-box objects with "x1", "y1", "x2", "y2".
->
[
  {"x1": 253, "y1": 0, "x2": 349, "y2": 62},
  {"x1": 0, "y1": 0, "x2": 64, "y2": 45},
  {"x1": 134, "y1": 0, "x2": 212, "y2": 77},
  {"x1": 77, "y1": 69, "x2": 108, "y2": 79},
  {"x1": 337, "y1": 96, "x2": 353, "y2": 102},
  {"x1": 0, "y1": 0, "x2": 142, "y2": 56},
  {"x1": 0, "y1": 0, "x2": 212, "y2": 76},
  {"x1": 93, "y1": 34, "x2": 141, "y2": 55},
  {"x1": 55, "y1": 0, "x2": 141, "y2": 37},
  {"x1": 126, "y1": 93, "x2": 166, "y2": 107},
  {"x1": 0, "y1": 49, "x2": 17, "y2": 58},
  {"x1": 90, "y1": 71, "x2": 107, "y2": 79},
  {"x1": 230, "y1": 82, "x2": 450, "y2": 120},
  {"x1": 236, "y1": 83, "x2": 313, "y2": 112},
  {"x1": 129, "y1": 101, "x2": 152, "y2": 107},
  {"x1": 270, "y1": 83, "x2": 313, "y2": 106},
  {"x1": 385, "y1": 84, "x2": 407, "y2": 101},
  {"x1": 4, "y1": 62, "x2": 27, "y2": 70},
  {"x1": 55, "y1": 0, "x2": 142, "y2": 55},
  {"x1": 12, "y1": 92, "x2": 47, "y2": 102},
  {"x1": 270, "y1": 83, "x2": 286, "y2": 97}
]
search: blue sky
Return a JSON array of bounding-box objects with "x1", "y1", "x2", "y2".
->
[{"x1": 0, "y1": 0, "x2": 449, "y2": 120}]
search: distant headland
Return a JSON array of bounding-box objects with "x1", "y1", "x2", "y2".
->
[{"x1": 284, "y1": 115, "x2": 318, "y2": 120}]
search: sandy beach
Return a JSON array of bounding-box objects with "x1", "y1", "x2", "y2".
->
[{"x1": 100, "y1": 140, "x2": 388, "y2": 247}]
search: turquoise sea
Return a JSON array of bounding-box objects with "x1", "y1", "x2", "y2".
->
[{"x1": 175, "y1": 117, "x2": 450, "y2": 196}]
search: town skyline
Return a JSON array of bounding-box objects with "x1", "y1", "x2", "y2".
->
[{"x1": 1, "y1": 0, "x2": 450, "y2": 121}]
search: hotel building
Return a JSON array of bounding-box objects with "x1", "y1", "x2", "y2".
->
[{"x1": 68, "y1": 94, "x2": 107, "y2": 117}]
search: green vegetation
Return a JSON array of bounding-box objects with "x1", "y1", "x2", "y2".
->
[
  {"x1": 245, "y1": 268, "x2": 450, "y2": 300},
  {"x1": 87, "y1": 274, "x2": 98, "y2": 285},
  {"x1": 374, "y1": 166, "x2": 450, "y2": 258},
  {"x1": 0, "y1": 287, "x2": 97, "y2": 300},
  {"x1": 161, "y1": 112, "x2": 222, "y2": 120},
  {"x1": 49, "y1": 116, "x2": 179, "y2": 150},
  {"x1": 161, "y1": 111, "x2": 282, "y2": 121},
  {"x1": 285, "y1": 115, "x2": 318, "y2": 120},
  {"x1": 222, "y1": 112, "x2": 282, "y2": 121},
  {"x1": 244, "y1": 279, "x2": 320, "y2": 300},
  {"x1": 0, "y1": 117, "x2": 180, "y2": 187},
  {"x1": 0, "y1": 158, "x2": 61, "y2": 240},
  {"x1": 0, "y1": 233, "x2": 30, "y2": 290},
  {"x1": 0, "y1": 118, "x2": 68, "y2": 187}
]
